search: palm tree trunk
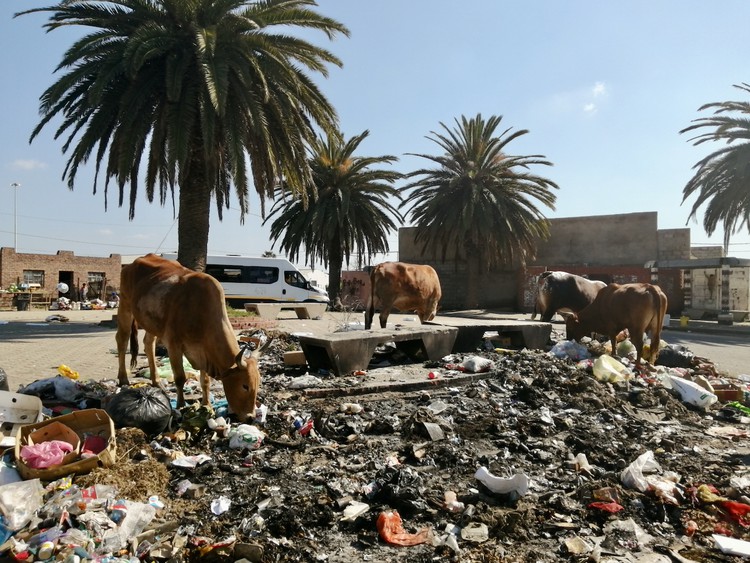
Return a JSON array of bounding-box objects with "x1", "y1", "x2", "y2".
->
[
  {"x1": 328, "y1": 248, "x2": 343, "y2": 307},
  {"x1": 464, "y1": 240, "x2": 480, "y2": 309},
  {"x1": 177, "y1": 152, "x2": 210, "y2": 272}
]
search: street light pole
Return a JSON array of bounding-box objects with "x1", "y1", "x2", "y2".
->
[{"x1": 10, "y1": 183, "x2": 20, "y2": 250}]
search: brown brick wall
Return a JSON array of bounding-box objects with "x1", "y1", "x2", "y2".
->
[{"x1": 0, "y1": 248, "x2": 122, "y2": 300}]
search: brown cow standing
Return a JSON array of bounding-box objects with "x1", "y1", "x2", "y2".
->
[
  {"x1": 116, "y1": 254, "x2": 265, "y2": 422},
  {"x1": 565, "y1": 282, "x2": 668, "y2": 366},
  {"x1": 365, "y1": 262, "x2": 441, "y2": 329}
]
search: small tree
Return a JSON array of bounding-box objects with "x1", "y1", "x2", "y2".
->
[
  {"x1": 401, "y1": 114, "x2": 558, "y2": 308},
  {"x1": 265, "y1": 130, "x2": 403, "y2": 304}
]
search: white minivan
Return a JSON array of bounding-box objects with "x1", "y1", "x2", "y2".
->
[{"x1": 162, "y1": 254, "x2": 329, "y2": 309}]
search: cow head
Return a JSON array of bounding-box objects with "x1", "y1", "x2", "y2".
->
[
  {"x1": 564, "y1": 313, "x2": 586, "y2": 342},
  {"x1": 221, "y1": 338, "x2": 273, "y2": 422},
  {"x1": 221, "y1": 353, "x2": 261, "y2": 422}
]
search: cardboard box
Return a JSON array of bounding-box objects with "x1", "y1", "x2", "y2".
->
[
  {"x1": 284, "y1": 350, "x2": 307, "y2": 367},
  {"x1": 713, "y1": 383, "x2": 745, "y2": 404},
  {"x1": 22, "y1": 421, "x2": 81, "y2": 469},
  {"x1": 0, "y1": 391, "x2": 44, "y2": 449},
  {"x1": 15, "y1": 409, "x2": 116, "y2": 481}
]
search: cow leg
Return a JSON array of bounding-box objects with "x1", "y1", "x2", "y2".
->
[
  {"x1": 169, "y1": 353, "x2": 188, "y2": 408},
  {"x1": 379, "y1": 306, "x2": 391, "y2": 329},
  {"x1": 631, "y1": 331, "x2": 645, "y2": 367},
  {"x1": 365, "y1": 302, "x2": 374, "y2": 330},
  {"x1": 115, "y1": 308, "x2": 133, "y2": 385},
  {"x1": 143, "y1": 332, "x2": 159, "y2": 387},
  {"x1": 609, "y1": 337, "x2": 618, "y2": 359},
  {"x1": 199, "y1": 371, "x2": 211, "y2": 406}
]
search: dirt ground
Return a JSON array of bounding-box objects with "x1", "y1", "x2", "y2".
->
[{"x1": 11, "y1": 326, "x2": 750, "y2": 562}]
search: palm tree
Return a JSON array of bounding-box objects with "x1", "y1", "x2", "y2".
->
[
  {"x1": 400, "y1": 113, "x2": 558, "y2": 308},
  {"x1": 681, "y1": 83, "x2": 750, "y2": 255},
  {"x1": 264, "y1": 130, "x2": 403, "y2": 305},
  {"x1": 18, "y1": 0, "x2": 348, "y2": 271}
]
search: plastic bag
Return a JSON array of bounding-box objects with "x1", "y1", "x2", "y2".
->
[
  {"x1": 19, "y1": 440, "x2": 74, "y2": 469},
  {"x1": 550, "y1": 340, "x2": 591, "y2": 361},
  {"x1": 0, "y1": 479, "x2": 44, "y2": 530},
  {"x1": 593, "y1": 355, "x2": 631, "y2": 383},
  {"x1": 621, "y1": 450, "x2": 661, "y2": 492},
  {"x1": 376, "y1": 510, "x2": 430, "y2": 546},
  {"x1": 105, "y1": 386, "x2": 173, "y2": 435},
  {"x1": 460, "y1": 356, "x2": 494, "y2": 373},
  {"x1": 668, "y1": 376, "x2": 718, "y2": 409},
  {"x1": 228, "y1": 424, "x2": 265, "y2": 450},
  {"x1": 0, "y1": 369, "x2": 9, "y2": 392},
  {"x1": 656, "y1": 344, "x2": 694, "y2": 368}
]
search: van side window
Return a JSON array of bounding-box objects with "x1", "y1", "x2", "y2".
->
[
  {"x1": 207, "y1": 266, "x2": 242, "y2": 283},
  {"x1": 247, "y1": 267, "x2": 279, "y2": 284},
  {"x1": 284, "y1": 271, "x2": 307, "y2": 289}
]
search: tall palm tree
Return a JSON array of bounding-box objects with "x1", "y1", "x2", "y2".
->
[
  {"x1": 681, "y1": 83, "x2": 750, "y2": 255},
  {"x1": 264, "y1": 130, "x2": 403, "y2": 305},
  {"x1": 400, "y1": 113, "x2": 558, "y2": 308},
  {"x1": 18, "y1": 0, "x2": 348, "y2": 271}
]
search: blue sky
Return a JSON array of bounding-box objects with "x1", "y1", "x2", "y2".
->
[{"x1": 2, "y1": 0, "x2": 750, "y2": 265}]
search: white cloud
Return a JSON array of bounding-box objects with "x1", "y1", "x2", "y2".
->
[
  {"x1": 583, "y1": 103, "x2": 597, "y2": 114},
  {"x1": 592, "y1": 82, "x2": 606, "y2": 97},
  {"x1": 11, "y1": 159, "x2": 47, "y2": 171},
  {"x1": 98, "y1": 228, "x2": 113, "y2": 236}
]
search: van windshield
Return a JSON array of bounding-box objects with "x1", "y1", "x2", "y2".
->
[{"x1": 284, "y1": 271, "x2": 308, "y2": 289}]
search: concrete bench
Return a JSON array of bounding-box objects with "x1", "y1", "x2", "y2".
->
[
  {"x1": 244, "y1": 302, "x2": 328, "y2": 320},
  {"x1": 437, "y1": 319, "x2": 552, "y2": 352},
  {"x1": 298, "y1": 325, "x2": 458, "y2": 375}
]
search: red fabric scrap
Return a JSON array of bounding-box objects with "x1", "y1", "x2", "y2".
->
[
  {"x1": 588, "y1": 501, "x2": 624, "y2": 513},
  {"x1": 720, "y1": 500, "x2": 750, "y2": 527},
  {"x1": 376, "y1": 510, "x2": 430, "y2": 546}
]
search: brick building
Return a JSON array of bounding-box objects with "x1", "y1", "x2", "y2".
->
[
  {"x1": 341, "y1": 211, "x2": 750, "y2": 320},
  {"x1": 0, "y1": 248, "x2": 122, "y2": 304}
]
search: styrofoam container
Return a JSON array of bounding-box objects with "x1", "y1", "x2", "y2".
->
[{"x1": 0, "y1": 392, "x2": 44, "y2": 448}]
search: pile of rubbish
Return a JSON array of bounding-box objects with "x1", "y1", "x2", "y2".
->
[{"x1": 1, "y1": 329, "x2": 750, "y2": 562}]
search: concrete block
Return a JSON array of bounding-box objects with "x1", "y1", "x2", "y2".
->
[{"x1": 284, "y1": 350, "x2": 307, "y2": 366}]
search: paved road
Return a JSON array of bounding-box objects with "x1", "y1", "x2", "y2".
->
[
  {"x1": 660, "y1": 329, "x2": 750, "y2": 377},
  {"x1": 0, "y1": 308, "x2": 747, "y2": 393}
]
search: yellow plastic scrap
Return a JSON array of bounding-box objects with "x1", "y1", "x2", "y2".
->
[
  {"x1": 696, "y1": 483, "x2": 727, "y2": 504},
  {"x1": 57, "y1": 364, "x2": 79, "y2": 380}
]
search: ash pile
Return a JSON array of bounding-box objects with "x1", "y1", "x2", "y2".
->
[{"x1": 3, "y1": 328, "x2": 750, "y2": 563}]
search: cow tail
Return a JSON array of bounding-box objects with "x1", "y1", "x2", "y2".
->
[
  {"x1": 365, "y1": 272, "x2": 376, "y2": 329},
  {"x1": 129, "y1": 319, "x2": 139, "y2": 369}
]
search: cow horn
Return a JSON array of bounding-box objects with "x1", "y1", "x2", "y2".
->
[{"x1": 235, "y1": 349, "x2": 247, "y2": 369}]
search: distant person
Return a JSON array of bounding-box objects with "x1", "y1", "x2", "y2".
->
[{"x1": 79, "y1": 283, "x2": 88, "y2": 301}]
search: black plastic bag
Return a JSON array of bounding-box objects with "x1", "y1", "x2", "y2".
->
[
  {"x1": 105, "y1": 385, "x2": 173, "y2": 436},
  {"x1": 655, "y1": 344, "x2": 694, "y2": 369}
]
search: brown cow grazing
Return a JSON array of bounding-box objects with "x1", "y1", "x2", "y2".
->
[
  {"x1": 116, "y1": 254, "x2": 266, "y2": 422},
  {"x1": 565, "y1": 283, "x2": 668, "y2": 366},
  {"x1": 365, "y1": 262, "x2": 441, "y2": 329},
  {"x1": 531, "y1": 271, "x2": 607, "y2": 321}
]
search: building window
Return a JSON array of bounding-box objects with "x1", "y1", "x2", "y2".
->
[
  {"x1": 88, "y1": 272, "x2": 106, "y2": 299},
  {"x1": 23, "y1": 270, "x2": 45, "y2": 289}
]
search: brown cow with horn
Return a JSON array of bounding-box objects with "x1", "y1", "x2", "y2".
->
[{"x1": 116, "y1": 254, "x2": 268, "y2": 422}]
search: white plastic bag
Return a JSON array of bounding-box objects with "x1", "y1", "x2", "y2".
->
[
  {"x1": 0, "y1": 479, "x2": 44, "y2": 530},
  {"x1": 668, "y1": 375, "x2": 718, "y2": 408},
  {"x1": 621, "y1": 450, "x2": 661, "y2": 492},
  {"x1": 228, "y1": 424, "x2": 265, "y2": 450}
]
